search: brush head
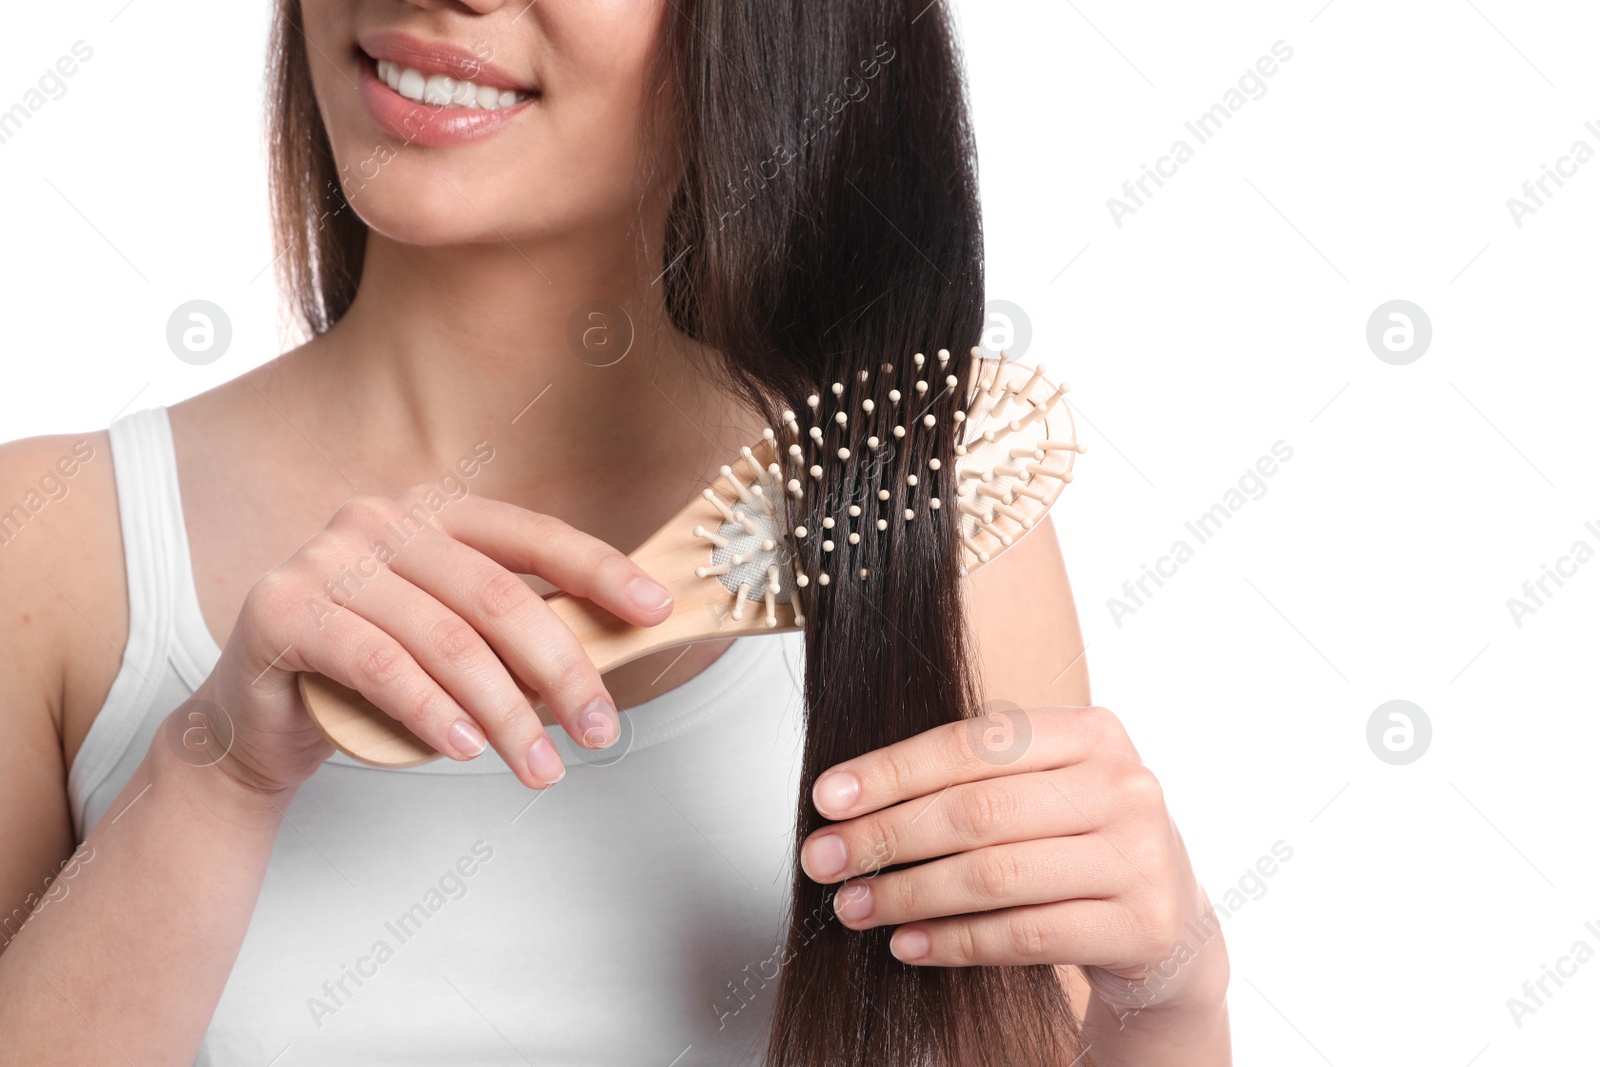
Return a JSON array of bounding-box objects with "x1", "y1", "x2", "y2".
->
[{"x1": 686, "y1": 347, "x2": 1082, "y2": 622}]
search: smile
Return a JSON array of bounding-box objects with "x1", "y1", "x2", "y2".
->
[{"x1": 371, "y1": 58, "x2": 533, "y2": 112}]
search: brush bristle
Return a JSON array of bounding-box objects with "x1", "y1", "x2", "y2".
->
[{"x1": 691, "y1": 348, "x2": 1082, "y2": 620}]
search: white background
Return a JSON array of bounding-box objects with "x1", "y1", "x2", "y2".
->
[{"x1": 3, "y1": 2, "x2": 1598, "y2": 1064}]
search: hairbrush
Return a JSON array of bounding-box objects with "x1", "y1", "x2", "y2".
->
[{"x1": 299, "y1": 349, "x2": 1084, "y2": 766}]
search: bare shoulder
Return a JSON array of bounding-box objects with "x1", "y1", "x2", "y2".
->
[
  {"x1": 965, "y1": 514, "x2": 1091, "y2": 707},
  {"x1": 0, "y1": 429, "x2": 127, "y2": 947},
  {"x1": 0, "y1": 430, "x2": 128, "y2": 763}
]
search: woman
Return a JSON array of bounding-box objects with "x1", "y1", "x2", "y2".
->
[{"x1": 0, "y1": 1, "x2": 1230, "y2": 1063}]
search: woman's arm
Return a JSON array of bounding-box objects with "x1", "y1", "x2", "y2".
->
[
  {"x1": 0, "y1": 435, "x2": 102, "y2": 959},
  {"x1": 0, "y1": 435, "x2": 293, "y2": 1065}
]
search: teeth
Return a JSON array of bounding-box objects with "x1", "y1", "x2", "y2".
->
[
  {"x1": 375, "y1": 59, "x2": 532, "y2": 110},
  {"x1": 422, "y1": 73, "x2": 453, "y2": 105}
]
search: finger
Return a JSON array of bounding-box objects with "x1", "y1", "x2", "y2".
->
[
  {"x1": 316, "y1": 563, "x2": 575, "y2": 788},
  {"x1": 243, "y1": 570, "x2": 489, "y2": 765},
  {"x1": 812, "y1": 704, "x2": 1134, "y2": 819},
  {"x1": 828, "y1": 836, "x2": 1124, "y2": 931},
  {"x1": 888, "y1": 898, "x2": 1134, "y2": 969},
  {"x1": 801, "y1": 763, "x2": 1134, "y2": 882},
  {"x1": 374, "y1": 529, "x2": 622, "y2": 750},
  {"x1": 419, "y1": 493, "x2": 675, "y2": 625}
]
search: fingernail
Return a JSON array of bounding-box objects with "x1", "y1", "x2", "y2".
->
[
  {"x1": 527, "y1": 737, "x2": 566, "y2": 785},
  {"x1": 802, "y1": 833, "x2": 848, "y2": 880},
  {"x1": 626, "y1": 576, "x2": 673, "y2": 613},
  {"x1": 577, "y1": 698, "x2": 621, "y2": 749},
  {"x1": 448, "y1": 719, "x2": 487, "y2": 759},
  {"x1": 833, "y1": 882, "x2": 873, "y2": 923},
  {"x1": 891, "y1": 928, "x2": 930, "y2": 962},
  {"x1": 814, "y1": 772, "x2": 860, "y2": 815}
]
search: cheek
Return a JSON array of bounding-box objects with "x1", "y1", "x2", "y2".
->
[
  {"x1": 527, "y1": 0, "x2": 670, "y2": 194},
  {"x1": 298, "y1": 1, "x2": 368, "y2": 175}
]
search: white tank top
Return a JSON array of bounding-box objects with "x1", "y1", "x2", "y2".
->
[{"x1": 70, "y1": 406, "x2": 809, "y2": 1066}]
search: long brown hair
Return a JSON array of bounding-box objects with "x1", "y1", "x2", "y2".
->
[{"x1": 267, "y1": 2, "x2": 1086, "y2": 1063}]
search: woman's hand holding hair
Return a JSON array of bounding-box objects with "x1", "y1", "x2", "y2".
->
[
  {"x1": 798, "y1": 703, "x2": 1231, "y2": 1065},
  {"x1": 192, "y1": 485, "x2": 675, "y2": 799}
]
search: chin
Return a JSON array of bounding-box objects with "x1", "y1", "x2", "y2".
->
[
  {"x1": 337, "y1": 159, "x2": 641, "y2": 250},
  {"x1": 341, "y1": 185, "x2": 506, "y2": 247}
]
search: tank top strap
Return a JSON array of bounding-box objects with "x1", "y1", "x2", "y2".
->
[
  {"x1": 107, "y1": 405, "x2": 219, "y2": 679},
  {"x1": 67, "y1": 407, "x2": 216, "y2": 836}
]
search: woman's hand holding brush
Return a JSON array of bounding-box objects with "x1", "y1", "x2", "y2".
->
[{"x1": 187, "y1": 487, "x2": 674, "y2": 798}]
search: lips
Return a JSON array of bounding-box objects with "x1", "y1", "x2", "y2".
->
[{"x1": 354, "y1": 31, "x2": 538, "y2": 146}]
